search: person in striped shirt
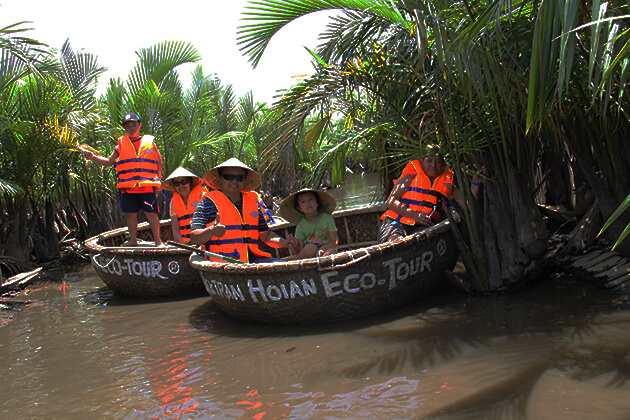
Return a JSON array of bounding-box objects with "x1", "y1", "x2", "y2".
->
[{"x1": 190, "y1": 158, "x2": 298, "y2": 263}]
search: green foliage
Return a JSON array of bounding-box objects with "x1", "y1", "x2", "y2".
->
[
  {"x1": 0, "y1": 25, "x2": 276, "y2": 261},
  {"x1": 599, "y1": 192, "x2": 630, "y2": 251},
  {"x1": 238, "y1": 0, "x2": 407, "y2": 67},
  {"x1": 236, "y1": 0, "x2": 630, "y2": 290}
]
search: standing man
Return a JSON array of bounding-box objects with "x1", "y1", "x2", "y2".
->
[
  {"x1": 83, "y1": 113, "x2": 164, "y2": 247},
  {"x1": 190, "y1": 158, "x2": 297, "y2": 263}
]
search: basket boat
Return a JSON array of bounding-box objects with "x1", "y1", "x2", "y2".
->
[
  {"x1": 84, "y1": 220, "x2": 205, "y2": 298},
  {"x1": 190, "y1": 203, "x2": 459, "y2": 324}
]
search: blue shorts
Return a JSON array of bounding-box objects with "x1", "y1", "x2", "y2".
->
[{"x1": 119, "y1": 191, "x2": 159, "y2": 214}]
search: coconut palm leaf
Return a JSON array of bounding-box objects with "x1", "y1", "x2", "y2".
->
[
  {"x1": 126, "y1": 40, "x2": 201, "y2": 99},
  {"x1": 238, "y1": 0, "x2": 407, "y2": 67},
  {"x1": 0, "y1": 21, "x2": 48, "y2": 78},
  {"x1": 58, "y1": 39, "x2": 106, "y2": 110}
]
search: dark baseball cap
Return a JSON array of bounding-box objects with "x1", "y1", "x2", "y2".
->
[{"x1": 122, "y1": 113, "x2": 141, "y2": 125}]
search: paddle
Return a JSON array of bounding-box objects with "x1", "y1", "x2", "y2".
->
[{"x1": 166, "y1": 240, "x2": 243, "y2": 264}]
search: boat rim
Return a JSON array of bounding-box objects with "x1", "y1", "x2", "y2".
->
[{"x1": 190, "y1": 218, "x2": 453, "y2": 274}]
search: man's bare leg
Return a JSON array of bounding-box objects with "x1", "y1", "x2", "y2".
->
[
  {"x1": 145, "y1": 212, "x2": 164, "y2": 246},
  {"x1": 122, "y1": 212, "x2": 139, "y2": 246}
]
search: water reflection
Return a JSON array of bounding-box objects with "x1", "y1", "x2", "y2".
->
[
  {"x1": 327, "y1": 172, "x2": 384, "y2": 211},
  {"x1": 2, "y1": 270, "x2": 630, "y2": 418},
  {"x1": 188, "y1": 295, "x2": 446, "y2": 338}
]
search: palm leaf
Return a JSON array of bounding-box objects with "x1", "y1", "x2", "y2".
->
[
  {"x1": 238, "y1": 0, "x2": 407, "y2": 67},
  {"x1": 126, "y1": 40, "x2": 201, "y2": 98},
  {"x1": 598, "y1": 192, "x2": 630, "y2": 246}
]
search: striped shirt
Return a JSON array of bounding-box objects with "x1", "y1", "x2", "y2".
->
[{"x1": 191, "y1": 195, "x2": 274, "y2": 232}]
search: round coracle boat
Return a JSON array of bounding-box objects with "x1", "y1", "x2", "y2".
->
[
  {"x1": 190, "y1": 204, "x2": 459, "y2": 324},
  {"x1": 84, "y1": 220, "x2": 205, "y2": 298}
]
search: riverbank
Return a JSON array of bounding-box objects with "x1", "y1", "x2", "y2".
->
[{"x1": 1, "y1": 238, "x2": 89, "y2": 295}]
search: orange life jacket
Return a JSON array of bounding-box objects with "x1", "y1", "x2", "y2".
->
[
  {"x1": 202, "y1": 190, "x2": 272, "y2": 263},
  {"x1": 114, "y1": 135, "x2": 161, "y2": 189},
  {"x1": 172, "y1": 184, "x2": 208, "y2": 242},
  {"x1": 381, "y1": 160, "x2": 454, "y2": 225}
]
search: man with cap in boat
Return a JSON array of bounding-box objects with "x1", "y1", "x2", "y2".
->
[
  {"x1": 189, "y1": 158, "x2": 298, "y2": 263},
  {"x1": 82, "y1": 112, "x2": 164, "y2": 247},
  {"x1": 379, "y1": 144, "x2": 484, "y2": 243},
  {"x1": 162, "y1": 167, "x2": 209, "y2": 244}
]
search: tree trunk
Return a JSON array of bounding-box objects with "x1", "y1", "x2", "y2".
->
[
  {"x1": 32, "y1": 202, "x2": 52, "y2": 263},
  {"x1": 578, "y1": 160, "x2": 630, "y2": 257},
  {"x1": 557, "y1": 199, "x2": 603, "y2": 257},
  {"x1": 4, "y1": 204, "x2": 32, "y2": 262},
  {"x1": 45, "y1": 198, "x2": 61, "y2": 259},
  {"x1": 466, "y1": 166, "x2": 547, "y2": 293}
]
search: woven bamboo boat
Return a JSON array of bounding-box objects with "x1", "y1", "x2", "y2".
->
[
  {"x1": 190, "y1": 204, "x2": 460, "y2": 324},
  {"x1": 85, "y1": 220, "x2": 205, "y2": 298}
]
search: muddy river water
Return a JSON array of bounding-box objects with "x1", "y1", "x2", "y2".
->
[
  {"x1": 2, "y1": 174, "x2": 630, "y2": 419},
  {"x1": 3, "y1": 266, "x2": 630, "y2": 419}
]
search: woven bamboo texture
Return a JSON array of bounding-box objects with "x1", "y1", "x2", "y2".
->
[
  {"x1": 191, "y1": 205, "x2": 459, "y2": 324},
  {"x1": 85, "y1": 220, "x2": 205, "y2": 297}
]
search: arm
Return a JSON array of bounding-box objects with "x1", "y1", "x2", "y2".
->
[
  {"x1": 154, "y1": 144, "x2": 163, "y2": 180},
  {"x1": 169, "y1": 201, "x2": 184, "y2": 244},
  {"x1": 189, "y1": 199, "x2": 225, "y2": 245},
  {"x1": 259, "y1": 230, "x2": 293, "y2": 249},
  {"x1": 385, "y1": 174, "x2": 433, "y2": 226},
  {"x1": 83, "y1": 149, "x2": 118, "y2": 167},
  {"x1": 189, "y1": 213, "x2": 225, "y2": 245},
  {"x1": 451, "y1": 170, "x2": 484, "y2": 207}
]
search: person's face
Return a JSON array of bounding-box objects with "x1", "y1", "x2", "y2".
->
[
  {"x1": 420, "y1": 156, "x2": 446, "y2": 179},
  {"x1": 296, "y1": 192, "x2": 318, "y2": 216},
  {"x1": 220, "y1": 168, "x2": 247, "y2": 193},
  {"x1": 123, "y1": 121, "x2": 141, "y2": 138},
  {"x1": 172, "y1": 177, "x2": 191, "y2": 194}
]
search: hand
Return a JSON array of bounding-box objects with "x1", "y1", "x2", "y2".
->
[
  {"x1": 211, "y1": 213, "x2": 226, "y2": 238},
  {"x1": 318, "y1": 248, "x2": 335, "y2": 257},
  {"x1": 471, "y1": 166, "x2": 488, "y2": 186},
  {"x1": 415, "y1": 212, "x2": 434, "y2": 226},
  {"x1": 82, "y1": 149, "x2": 94, "y2": 160},
  {"x1": 286, "y1": 234, "x2": 299, "y2": 253}
]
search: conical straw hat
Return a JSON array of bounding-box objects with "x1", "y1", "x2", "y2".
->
[
  {"x1": 203, "y1": 158, "x2": 261, "y2": 192},
  {"x1": 161, "y1": 167, "x2": 204, "y2": 192},
  {"x1": 279, "y1": 188, "x2": 336, "y2": 224}
]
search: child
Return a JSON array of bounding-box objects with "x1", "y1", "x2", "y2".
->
[
  {"x1": 280, "y1": 189, "x2": 338, "y2": 259},
  {"x1": 83, "y1": 112, "x2": 164, "y2": 247}
]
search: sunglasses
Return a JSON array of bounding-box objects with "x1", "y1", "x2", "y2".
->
[
  {"x1": 172, "y1": 179, "x2": 190, "y2": 187},
  {"x1": 222, "y1": 174, "x2": 246, "y2": 182}
]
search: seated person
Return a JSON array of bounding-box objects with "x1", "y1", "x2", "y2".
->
[
  {"x1": 379, "y1": 145, "x2": 483, "y2": 243},
  {"x1": 280, "y1": 189, "x2": 338, "y2": 259},
  {"x1": 162, "y1": 167, "x2": 208, "y2": 244},
  {"x1": 189, "y1": 158, "x2": 297, "y2": 263}
]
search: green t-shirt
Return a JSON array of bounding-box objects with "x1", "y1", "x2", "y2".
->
[{"x1": 295, "y1": 212, "x2": 337, "y2": 246}]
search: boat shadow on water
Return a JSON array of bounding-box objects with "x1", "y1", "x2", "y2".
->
[
  {"x1": 187, "y1": 285, "x2": 458, "y2": 338},
  {"x1": 81, "y1": 286, "x2": 204, "y2": 306}
]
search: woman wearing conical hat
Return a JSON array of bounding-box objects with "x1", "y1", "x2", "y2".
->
[
  {"x1": 189, "y1": 158, "x2": 298, "y2": 263},
  {"x1": 162, "y1": 167, "x2": 208, "y2": 244}
]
